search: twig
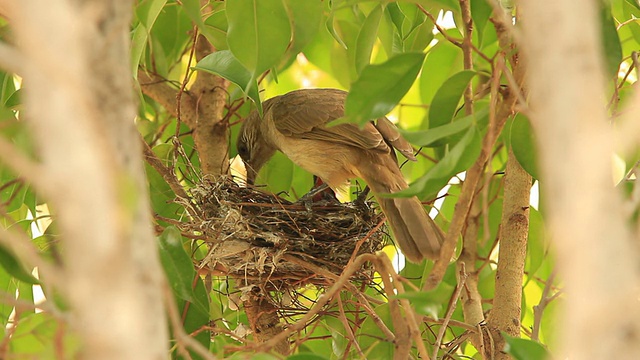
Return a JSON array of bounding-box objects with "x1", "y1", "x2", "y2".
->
[
  {"x1": 257, "y1": 254, "x2": 377, "y2": 352},
  {"x1": 460, "y1": 0, "x2": 474, "y2": 115},
  {"x1": 423, "y1": 316, "x2": 478, "y2": 332},
  {"x1": 163, "y1": 280, "x2": 216, "y2": 360},
  {"x1": 379, "y1": 255, "x2": 430, "y2": 359},
  {"x1": 425, "y1": 14, "x2": 523, "y2": 289},
  {"x1": 175, "y1": 26, "x2": 199, "y2": 139},
  {"x1": 375, "y1": 256, "x2": 412, "y2": 360},
  {"x1": 337, "y1": 296, "x2": 365, "y2": 358},
  {"x1": 142, "y1": 139, "x2": 190, "y2": 200},
  {"x1": 432, "y1": 263, "x2": 469, "y2": 360},
  {"x1": 417, "y1": 5, "x2": 462, "y2": 48},
  {"x1": 532, "y1": 269, "x2": 557, "y2": 341}
]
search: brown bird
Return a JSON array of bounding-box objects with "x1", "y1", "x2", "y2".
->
[{"x1": 236, "y1": 88, "x2": 444, "y2": 262}]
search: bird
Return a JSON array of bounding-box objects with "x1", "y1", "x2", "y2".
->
[{"x1": 236, "y1": 88, "x2": 444, "y2": 262}]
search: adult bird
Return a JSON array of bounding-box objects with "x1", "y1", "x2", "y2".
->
[{"x1": 236, "y1": 88, "x2": 444, "y2": 262}]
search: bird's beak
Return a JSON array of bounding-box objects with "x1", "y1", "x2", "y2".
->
[{"x1": 245, "y1": 164, "x2": 257, "y2": 186}]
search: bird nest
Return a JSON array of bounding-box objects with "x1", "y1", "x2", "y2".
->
[{"x1": 185, "y1": 177, "x2": 388, "y2": 289}]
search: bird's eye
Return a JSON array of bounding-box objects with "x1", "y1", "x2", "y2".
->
[{"x1": 238, "y1": 143, "x2": 249, "y2": 159}]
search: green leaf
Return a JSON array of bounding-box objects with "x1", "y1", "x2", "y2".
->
[
  {"x1": 345, "y1": 52, "x2": 426, "y2": 125},
  {"x1": 130, "y1": 25, "x2": 147, "y2": 77},
  {"x1": 600, "y1": 4, "x2": 622, "y2": 78},
  {"x1": 0, "y1": 243, "x2": 38, "y2": 284},
  {"x1": 325, "y1": 12, "x2": 348, "y2": 49},
  {"x1": 503, "y1": 334, "x2": 550, "y2": 360},
  {"x1": 258, "y1": 151, "x2": 295, "y2": 196},
  {"x1": 4, "y1": 89, "x2": 21, "y2": 110},
  {"x1": 325, "y1": 315, "x2": 347, "y2": 357},
  {"x1": 400, "y1": 107, "x2": 488, "y2": 147},
  {"x1": 136, "y1": 0, "x2": 167, "y2": 29},
  {"x1": 428, "y1": 70, "x2": 476, "y2": 128},
  {"x1": 194, "y1": 50, "x2": 262, "y2": 113},
  {"x1": 283, "y1": 0, "x2": 324, "y2": 55},
  {"x1": 400, "y1": 125, "x2": 482, "y2": 197},
  {"x1": 526, "y1": 208, "x2": 547, "y2": 279},
  {"x1": 622, "y1": 1, "x2": 640, "y2": 48},
  {"x1": 471, "y1": 0, "x2": 492, "y2": 46},
  {"x1": 227, "y1": 0, "x2": 292, "y2": 77},
  {"x1": 355, "y1": 5, "x2": 384, "y2": 74},
  {"x1": 510, "y1": 114, "x2": 539, "y2": 179},
  {"x1": 419, "y1": 41, "x2": 463, "y2": 107},
  {"x1": 9, "y1": 312, "x2": 80, "y2": 357},
  {"x1": 286, "y1": 354, "x2": 331, "y2": 360},
  {"x1": 386, "y1": 2, "x2": 405, "y2": 36},
  {"x1": 395, "y1": 287, "x2": 452, "y2": 318},
  {"x1": 0, "y1": 267, "x2": 15, "y2": 326},
  {"x1": 204, "y1": 9, "x2": 230, "y2": 51},
  {"x1": 181, "y1": 0, "x2": 219, "y2": 46},
  {"x1": 626, "y1": 0, "x2": 640, "y2": 11},
  {"x1": 357, "y1": 303, "x2": 394, "y2": 359},
  {"x1": 157, "y1": 226, "x2": 208, "y2": 314}
]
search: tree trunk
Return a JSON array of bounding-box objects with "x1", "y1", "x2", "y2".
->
[{"x1": 12, "y1": 1, "x2": 168, "y2": 358}]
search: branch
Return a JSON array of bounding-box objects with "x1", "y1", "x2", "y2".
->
[
  {"x1": 432, "y1": 263, "x2": 468, "y2": 360},
  {"x1": 486, "y1": 149, "x2": 531, "y2": 359},
  {"x1": 256, "y1": 254, "x2": 378, "y2": 353},
  {"x1": 531, "y1": 269, "x2": 557, "y2": 341},
  {"x1": 138, "y1": 70, "x2": 183, "y2": 119},
  {"x1": 460, "y1": 0, "x2": 474, "y2": 115},
  {"x1": 520, "y1": 0, "x2": 640, "y2": 357},
  {"x1": 425, "y1": 54, "x2": 518, "y2": 291}
]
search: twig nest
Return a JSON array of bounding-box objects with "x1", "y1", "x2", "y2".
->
[{"x1": 188, "y1": 177, "x2": 387, "y2": 288}]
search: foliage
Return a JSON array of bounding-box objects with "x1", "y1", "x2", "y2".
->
[{"x1": 0, "y1": 0, "x2": 639, "y2": 358}]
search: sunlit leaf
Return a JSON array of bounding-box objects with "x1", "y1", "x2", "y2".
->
[
  {"x1": 227, "y1": 0, "x2": 291, "y2": 78},
  {"x1": 158, "y1": 226, "x2": 208, "y2": 314},
  {"x1": 510, "y1": 114, "x2": 539, "y2": 179},
  {"x1": 428, "y1": 70, "x2": 476, "y2": 128},
  {"x1": 600, "y1": 4, "x2": 622, "y2": 78},
  {"x1": 419, "y1": 41, "x2": 463, "y2": 108},
  {"x1": 284, "y1": 0, "x2": 324, "y2": 55},
  {"x1": 526, "y1": 208, "x2": 547, "y2": 279},
  {"x1": 0, "y1": 243, "x2": 38, "y2": 284},
  {"x1": 286, "y1": 354, "x2": 331, "y2": 360},
  {"x1": 471, "y1": 0, "x2": 492, "y2": 45},
  {"x1": 194, "y1": 50, "x2": 262, "y2": 113},
  {"x1": 355, "y1": 5, "x2": 383, "y2": 74},
  {"x1": 395, "y1": 287, "x2": 452, "y2": 318},
  {"x1": 626, "y1": 0, "x2": 640, "y2": 10},
  {"x1": 136, "y1": 0, "x2": 167, "y2": 28},
  {"x1": 400, "y1": 107, "x2": 488, "y2": 147},
  {"x1": 345, "y1": 52, "x2": 426, "y2": 125},
  {"x1": 399, "y1": 125, "x2": 482, "y2": 197},
  {"x1": 503, "y1": 334, "x2": 550, "y2": 360}
]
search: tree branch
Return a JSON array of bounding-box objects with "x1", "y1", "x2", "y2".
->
[
  {"x1": 520, "y1": 0, "x2": 640, "y2": 357},
  {"x1": 486, "y1": 149, "x2": 531, "y2": 359}
]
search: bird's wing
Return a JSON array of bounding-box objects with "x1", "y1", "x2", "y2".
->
[{"x1": 269, "y1": 88, "x2": 390, "y2": 153}]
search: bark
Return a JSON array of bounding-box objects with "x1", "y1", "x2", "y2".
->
[
  {"x1": 139, "y1": 26, "x2": 288, "y2": 357},
  {"x1": 11, "y1": 0, "x2": 168, "y2": 359},
  {"x1": 487, "y1": 149, "x2": 531, "y2": 358},
  {"x1": 458, "y1": 185, "x2": 486, "y2": 353},
  {"x1": 139, "y1": 35, "x2": 230, "y2": 177},
  {"x1": 243, "y1": 292, "x2": 289, "y2": 355},
  {"x1": 519, "y1": 0, "x2": 640, "y2": 358}
]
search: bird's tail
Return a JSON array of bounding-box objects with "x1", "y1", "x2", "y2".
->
[
  {"x1": 360, "y1": 159, "x2": 444, "y2": 262},
  {"x1": 377, "y1": 196, "x2": 444, "y2": 262}
]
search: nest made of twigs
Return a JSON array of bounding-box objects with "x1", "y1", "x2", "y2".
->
[{"x1": 184, "y1": 177, "x2": 388, "y2": 289}]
